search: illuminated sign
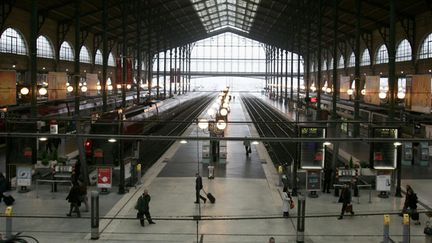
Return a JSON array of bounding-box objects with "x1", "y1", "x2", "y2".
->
[
  {"x1": 300, "y1": 127, "x2": 326, "y2": 169},
  {"x1": 371, "y1": 127, "x2": 398, "y2": 170}
]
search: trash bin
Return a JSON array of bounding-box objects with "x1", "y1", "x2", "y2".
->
[{"x1": 208, "y1": 165, "x2": 214, "y2": 179}]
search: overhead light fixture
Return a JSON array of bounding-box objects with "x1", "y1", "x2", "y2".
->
[
  {"x1": 108, "y1": 138, "x2": 117, "y2": 143},
  {"x1": 39, "y1": 87, "x2": 47, "y2": 96},
  {"x1": 397, "y1": 91, "x2": 405, "y2": 99},
  {"x1": 81, "y1": 86, "x2": 88, "y2": 92},
  {"x1": 198, "y1": 119, "x2": 209, "y2": 130},
  {"x1": 220, "y1": 108, "x2": 228, "y2": 116},
  {"x1": 393, "y1": 142, "x2": 402, "y2": 146},
  {"x1": 180, "y1": 140, "x2": 188, "y2": 144},
  {"x1": 39, "y1": 137, "x2": 48, "y2": 141},
  {"x1": 126, "y1": 84, "x2": 131, "y2": 90},
  {"x1": 378, "y1": 91, "x2": 387, "y2": 99},
  {"x1": 323, "y1": 141, "x2": 332, "y2": 146},
  {"x1": 252, "y1": 141, "x2": 259, "y2": 145},
  {"x1": 347, "y1": 88, "x2": 354, "y2": 95},
  {"x1": 67, "y1": 86, "x2": 73, "y2": 92},
  {"x1": 20, "y1": 87, "x2": 29, "y2": 95},
  {"x1": 216, "y1": 120, "x2": 226, "y2": 130},
  {"x1": 361, "y1": 88, "x2": 366, "y2": 95}
]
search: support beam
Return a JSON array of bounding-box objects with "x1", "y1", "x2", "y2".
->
[
  {"x1": 353, "y1": 0, "x2": 361, "y2": 137},
  {"x1": 316, "y1": 0, "x2": 323, "y2": 120},
  {"x1": 102, "y1": 0, "x2": 108, "y2": 111}
]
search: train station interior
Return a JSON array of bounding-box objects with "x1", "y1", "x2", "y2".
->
[{"x1": 1, "y1": 0, "x2": 432, "y2": 242}]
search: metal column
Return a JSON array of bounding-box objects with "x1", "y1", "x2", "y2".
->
[
  {"x1": 169, "y1": 49, "x2": 172, "y2": 97},
  {"x1": 156, "y1": 49, "x2": 160, "y2": 99},
  {"x1": 331, "y1": 0, "x2": 339, "y2": 120},
  {"x1": 30, "y1": 0, "x2": 37, "y2": 118},
  {"x1": 102, "y1": 0, "x2": 108, "y2": 111},
  {"x1": 316, "y1": 0, "x2": 323, "y2": 120},
  {"x1": 174, "y1": 47, "x2": 177, "y2": 94},
  {"x1": 163, "y1": 49, "x2": 167, "y2": 99},
  {"x1": 388, "y1": 0, "x2": 397, "y2": 121},
  {"x1": 121, "y1": 0, "x2": 127, "y2": 108},
  {"x1": 353, "y1": 0, "x2": 361, "y2": 137},
  {"x1": 285, "y1": 50, "x2": 288, "y2": 101}
]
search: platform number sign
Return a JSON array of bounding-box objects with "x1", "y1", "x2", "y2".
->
[
  {"x1": 300, "y1": 127, "x2": 326, "y2": 169},
  {"x1": 371, "y1": 128, "x2": 398, "y2": 170}
]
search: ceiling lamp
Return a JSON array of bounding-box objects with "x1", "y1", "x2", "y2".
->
[
  {"x1": 126, "y1": 84, "x2": 131, "y2": 90},
  {"x1": 67, "y1": 86, "x2": 73, "y2": 92},
  {"x1": 310, "y1": 83, "x2": 316, "y2": 92},
  {"x1": 326, "y1": 87, "x2": 332, "y2": 93},
  {"x1": 81, "y1": 86, "x2": 88, "y2": 92},
  {"x1": 107, "y1": 85, "x2": 113, "y2": 91},
  {"x1": 220, "y1": 108, "x2": 228, "y2": 116},
  {"x1": 97, "y1": 85, "x2": 102, "y2": 91},
  {"x1": 198, "y1": 119, "x2": 209, "y2": 130},
  {"x1": 361, "y1": 88, "x2": 366, "y2": 95},
  {"x1": 397, "y1": 90, "x2": 405, "y2": 99},
  {"x1": 207, "y1": 108, "x2": 216, "y2": 116},
  {"x1": 216, "y1": 120, "x2": 226, "y2": 130},
  {"x1": 20, "y1": 87, "x2": 29, "y2": 95},
  {"x1": 347, "y1": 88, "x2": 354, "y2": 95},
  {"x1": 39, "y1": 87, "x2": 47, "y2": 96},
  {"x1": 378, "y1": 91, "x2": 387, "y2": 99},
  {"x1": 108, "y1": 138, "x2": 117, "y2": 143}
]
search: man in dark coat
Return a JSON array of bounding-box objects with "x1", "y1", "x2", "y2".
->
[
  {"x1": 66, "y1": 183, "x2": 81, "y2": 217},
  {"x1": 338, "y1": 183, "x2": 354, "y2": 219},
  {"x1": 135, "y1": 189, "x2": 155, "y2": 226},
  {"x1": 194, "y1": 173, "x2": 206, "y2": 204},
  {"x1": 322, "y1": 167, "x2": 332, "y2": 193},
  {"x1": 0, "y1": 172, "x2": 7, "y2": 203}
]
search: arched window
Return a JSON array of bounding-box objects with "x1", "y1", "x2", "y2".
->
[
  {"x1": 419, "y1": 33, "x2": 432, "y2": 59},
  {"x1": 360, "y1": 49, "x2": 371, "y2": 66},
  {"x1": 108, "y1": 52, "x2": 115, "y2": 67},
  {"x1": 36, "y1": 35, "x2": 54, "y2": 59},
  {"x1": 375, "y1": 44, "x2": 389, "y2": 64},
  {"x1": 347, "y1": 52, "x2": 355, "y2": 67},
  {"x1": 329, "y1": 58, "x2": 334, "y2": 70},
  {"x1": 95, "y1": 49, "x2": 103, "y2": 65},
  {"x1": 396, "y1": 39, "x2": 412, "y2": 62},
  {"x1": 79, "y1": 46, "x2": 91, "y2": 63},
  {"x1": 338, "y1": 55, "x2": 345, "y2": 69},
  {"x1": 322, "y1": 59, "x2": 327, "y2": 70},
  {"x1": 0, "y1": 27, "x2": 27, "y2": 55},
  {"x1": 59, "y1": 41, "x2": 74, "y2": 61}
]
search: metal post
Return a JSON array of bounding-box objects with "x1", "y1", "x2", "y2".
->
[
  {"x1": 169, "y1": 49, "x2": 172, "y2": 97},
  {"x1": 91, "y1": 191, "x2": 100, "y2": 240},
  {"x1": 156, "y1": 49, "x2": 160, "y2": 99},
  {"x1": 118, "y1": 110, "x2": 125, "y2": 194},
  {"x1": 174, "y1": 47, "x2": 177, "y2": 94},
  {"x1": 102, "y1": 0, "x2": 108, "y2": 111},
  {"x1": 331, "y1": 0, "x2": 339, "y2": 120},
  {"x1": 388, "y1": 0, "x2": 396, "y2": 121},
  {"x1": 395, "y1": 144, "x2": 402, "y2": 197},
  {"x1": 121, "y1": 0, "x2": 127, "y2": 108},
  {"x1": 290, "y1": 50, "x2": 294, "y2": 102},
  {"x1": 30, "y1": 0, "x2": 37, "y2": 118},
  {"x1": 135, "y1": 1, "x2": 141, "y2": 104},
  {"x1": 353, "y1": 0, "x2": 361, "y2": 136},
  {"x1": 285, "y1": 49, "x2": 288, "y2": 101},
  {"x1": 402, "y1": 213, "x2": 410, "y2": 243},
  {"x1": 316, "y1": 0, "x2": 322, "y2": 120},
  {"x1": 5, "y1": 206, "x2": 13, "y2": 239},
  {"x1": 383, "y1": 214, "x2": 390, "y2": 243},
  {"x1": 163, "y1": 49, "x2": 167, "y2": 99},
  {"x1": 296, "y1": 196, "x2": 306, "y2": 243}
]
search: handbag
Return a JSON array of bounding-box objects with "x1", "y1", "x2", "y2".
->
[
  {"x1": 424, "y1": 221, "x2": 432, "y2": 235},
  {"x1": 345, "y1": 204, "x2": 353, "y2": 213},
  {"x1": 290, "y1": 200, "x2": 295, "y2": 209}
]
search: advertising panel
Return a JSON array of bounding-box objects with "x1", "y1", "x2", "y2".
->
[
  {"x1": 47, "y1": 72, "x2": 67, "y2": 100},
  {"x1": 300, "y1": 126, "x2": 326, "y2": 169},
  {"x1": 97, "y1": 167, "x2": 112, "y2": 189},
  {"x1": 86, "y1": 73, "x2": 99, "y2": 96},
  {"x1": 0, "y1": 70, "x2": 17, "y2": 106}
]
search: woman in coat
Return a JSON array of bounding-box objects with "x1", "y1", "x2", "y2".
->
[
  {"x1": 66, "y1": 183, "x2": 81, "y2": 217},
  {"x1": 402, "y1": 185, "x2": 420, "y2": 225},
  {"x1": 0, "y1": 172, "x2": 7, "y2": 203},
  {"x1": 282, "y1": 186, "x2": 293, "y2": 217},
  {"x1": 338, "y1": 183, "x2": 354, "y2": 219}
]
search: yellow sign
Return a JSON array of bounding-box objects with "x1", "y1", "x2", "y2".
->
[
  {"x1": 5, "y1": 206, "x2": 13, "y2": 217},
  {"x1": 383, "y1": 214, "x2": 390, "y2": 225},
  {"x1": 403, "y1": 213, "x2": 410, "y2": 225},
  {"x1": 136, "y1": 164, "x2": 141, "y2": 172},
  {"x1": 278, "y1": 165, "x2": 283, "y2": 174}
]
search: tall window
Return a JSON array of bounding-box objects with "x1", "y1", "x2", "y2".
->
[
  {"x1": 396, "y1": 39, "x2": 412, "y2": 62},
  {"x1": 360, "y1": 49, "x2": 370, "y2": 66},
  {"x1": 79, "y1": 46, "x2": 91, "y2": 63},
  {"x1": 36, "y1": 35, "x2": 54, "y2": 59},
  {"x1": 0, "y1": 28, "x2": 27, "y2": 55},
  {"x1": 59, "y1": 41, "x2": 74, "y2": 61},
  {"x1": 108, "y1": 52, "x2": 115, "y2": 67},
  {"x1": 322, "y1": 59, "x2": 327, "y2": 70},
  {"x1": 347, "y1": 52, "x2": 355, "y2": 67},
  {"x1": 338, "y1": 55, "x2": 345, "y2": 69},
  {"x1": 419, "y1": 33, "x2": 432, "y2": 59},
  {"x1": 95, "y1": 49, "x2": 103, "y2": 65},
  {"x1": 329, "y1": 58, "x2": 334, "y2": 70},
  {"x1": 375, "y1": 44, "x2": 389, "y2": 64}
]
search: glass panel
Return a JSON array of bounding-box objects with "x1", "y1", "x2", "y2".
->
[
  {"x1": 0, "y1": 28, "x2": 28, "y2": 55},
  {"x1": 36, "y1": 35, "x2": 54, "y2": 59}
]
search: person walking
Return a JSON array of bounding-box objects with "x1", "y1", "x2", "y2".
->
[
  {"x1": 0, "y1": 172, "x2": 6, "y2": 203},
  {"x1": 243, "y1": 138, "x2": 251, "y2": 156},
  {"x1": 66, "y1": 182, "x2": 81, "y2": 217},
  {"x1": 78, "y1": 180, "x2": 89, "y2": 212},
  {"x1": 338, "y1": 183, "x2": 354, "y2": 220},
  {"x1": 135, "y1": 189, "x2": 156, "y2": 226},
  {"x1": 281, "y1": 186, "x2": 293, "y2": 217},
  {"x1": 194, "y1": 173, "x2": 206, "y2": 204},
  {"x1": 402, "y1": 185, "x2": 420, "y2": 225}
]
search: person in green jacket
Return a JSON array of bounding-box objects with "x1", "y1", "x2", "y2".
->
[{"x1": 135, "y1": 189, "x2": 155, "y2": 226}]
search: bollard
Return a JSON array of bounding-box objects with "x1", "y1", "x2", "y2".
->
[
  {"x1": 296, "y1": 195, "x2": 306, "y2": 243},
  {"x1": 383, "y1": 214, "x2": 390, "y2": 243},
  {"x1": 424, "y1": 221, "x2": 432, "y2": 243},
  {"x1": 91, "y1": 191, "x2": 100, "y2": 240},
  {"x1": 403, "y1": 213, "x2": 410, "y2": 243},
  {"x1": 5, "y1": 206, "x2": 13, "y2": 239}
]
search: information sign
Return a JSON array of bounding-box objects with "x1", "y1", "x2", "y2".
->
[
  {"x1": 300, "y1": 126, "x2": 326, "y2": 169},
  {"x1": 17, "y1": 166, "x2": 32, "y2": 186},
  {"x1": 371, "y1": 127, "x2": 398, "y2": 169},
  {"x1": 306, "y1": 170, "x2": 321, "y2": 191},
  {"x1": 97, "y1": 167, "x2": 112, "y2": 189}
]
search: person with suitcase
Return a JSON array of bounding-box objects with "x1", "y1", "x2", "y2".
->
[
  {"x1": 402, "y1": 185, "x2": 420, "y2": 225},
  {"x1": 338, "y1": 183, "x2": 354, "y2": 220},
  {"x1": 194, "y1": 173, "x2": 206, "y2": 204},
  {"x1": 0, "y1": 172, "x2": 6, "y2": 203}
]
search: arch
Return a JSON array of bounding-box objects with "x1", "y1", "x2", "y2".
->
[
  {"x1": 396, "y1": 39, "x2": 412, "y2": 62},
  {"x1": 0, "y1": 27, "x2": 28, "y2": 55},
  {"x1": 95, "y1": 49, "x2": 103, "y2": 65},
  {"x1": 338, "y1": 55, "x2": 345, "y2": 69},
  {"x1": 59, "y1": 41, "x2": 74, "y2": 61},
  {"x1": 79, "y1": 45, "x2": 91, "y2": 63},
  {"x1": 36, "y1": 35, "x2": 55, "y2": 59},
  {"x1": 108, "y1": 52, "x2": 115, "y2": 67},
  {"x1": 347, "y1": 52, "x2": 355, "y2": 67},
  {"x1": 360, "y1": 49, "x2": 371, "y2": 66},
  {"x1": 375, "y1": 44, "x2": 388, "y2": 64},
  {"x1": 418, "y1": 33, "x2": 432, "y2": 59}
]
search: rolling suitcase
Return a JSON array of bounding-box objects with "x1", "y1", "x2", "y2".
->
[
  {"x1": 3, "y1": 195, "x2": 15, "y2": 206},
  {"x1": 203, "y1": 189, "x2": 215, "y2": 203}
]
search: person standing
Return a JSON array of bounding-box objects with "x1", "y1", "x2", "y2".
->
[
  {"x1": 0, "y1": 172, "x2": 6, "y2": 203},
  {"x1": 66, "y1": 183, "x2": 81, "y2": 217},
  {"x1": 78, "y1": 180, "x2": 89, "y2": 212},
  {"x1": 281, "y1": 186, "x2": 293, "y2": 217},
  {"x1": 402, "y1": 185, "x2": 420, "y2": 225},
  {"x1": 338, "y1": 183, "x2": 354, "y2": 220},
  {"x1": 322, "y1": 167, "x2": 333, "y2": 193},
  {"x1": 194, "y1": 173, "x2": 206, "y2": 204},
  {"x1": 135, "y1": 189, "x2": 156, "y2": 226}
]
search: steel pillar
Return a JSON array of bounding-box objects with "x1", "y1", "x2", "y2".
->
[{"x1": 102, "y1": 0, "x2": 108, "y2": 111}]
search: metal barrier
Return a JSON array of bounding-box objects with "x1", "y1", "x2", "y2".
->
[
  {"x1": 36, "y1": 179, "x2": 72, "y2": 198},
  {"x1": 333, "y1": 183, "x2": 372, "y2": 204}
]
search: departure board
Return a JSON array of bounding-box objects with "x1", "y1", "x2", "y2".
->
[
  {"x1": 300, "y1": 127, "x2": 326, "y2": 169},
  {"x1": 371, "y1": 128, "x2": 398, "y2": 169}
]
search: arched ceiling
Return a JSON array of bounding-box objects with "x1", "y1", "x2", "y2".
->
[{"x1": 13, "y1": 0, "x2": 431, "y2": 55}]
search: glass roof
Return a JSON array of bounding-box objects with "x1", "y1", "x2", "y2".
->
[{"x1": 191, "y1": 0, "x2": 260, "y2": 34}]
